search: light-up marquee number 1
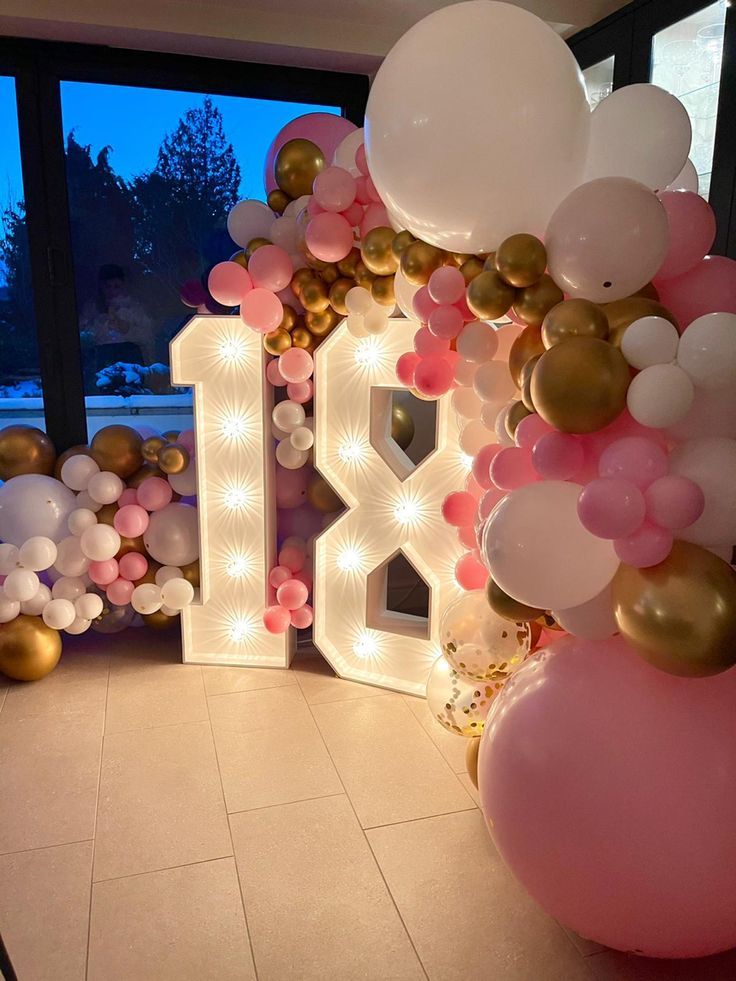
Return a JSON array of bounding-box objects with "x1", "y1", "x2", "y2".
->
[{"x1": 172, "y1": 315, "x2": 465, "y2": 692}]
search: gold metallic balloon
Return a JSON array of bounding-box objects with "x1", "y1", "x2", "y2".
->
[
  {"x1": 633, "y1": 281, "x2": 659, "y2": 301},
  {"x1": 158, "y1": 443, "x2": 190, "y2": 476},
  {"x1": 391, "y1": 230, "x2": 416, "y2": 261},
  {"x1": 391, "y1": 404, "x2": 415, "y2": 450},
  {"x1": 482, "y1": 252, "x2": 497, "y2": 271},
  {"x1": 319, "y1": 263, "x2": 340, "y2": 285},
  {"x1": 612, "y1": 541, "x2": 736, "y2": 677},
  {"x1": 245, "y1": 237, "x2": 270, "y2": 261},
  {"x1": 180, "y1": 560, "x2": 200, "y2": 588},
  {"x1": 328, "y1": 277, "x2": 354, "y2": 316},
  {"x1": 279, "y1": 305, "x2": 298, "y2": 332},
  {"x1": 0, "y1": 425, "x2": 56, "y2": 481},
  {"x1": 230, "y1": 250, "x2": 248, "y2": 269},
  {"x1": 460, "y1": 256, "x2": 485, "y2": 284},
  {"x1": 116, "y1": 534, "x2": 147, "y2": 558},
  {"x1": 447, "y1": 251, "x2": 473, "y2": 268},
  {"x1": 126, "y1": 463, "x2": 166, "y2": 488},
  {"x1": 400, "y1": 241, "x2": 445, "y2": 286},
  {"x1": 274, "y1": 138, "x2": 325, "y2": 198},
  {"x1": 267, "y1": 188, "x2": 290, "y2": 214},
  {"x1": 305, "y1": 307, "x2": 340, "y2": 338},
  {"x1": 142, "y1": 609, "x2": 179, "y2": 630},
  {"x1": 361, "y1": 227, "x2": 399, "y2": 276},
  {"x1": 495, "y1": 233, "x2": 547, "y2": 288},
  {"x1": 603, "y1": 297, "x2": 679, "y2": 348},
  {"x1": 136, "y1": 559, "x2": 162, "y2": 586},
  {"x1": 291, "y1": 327, "x2": 314, "y2": 351},
  {"x1": 354, "y1": 261, "x2": 376, "y2": 290},
  {"x1": 541, "y1": 298, "x2": 609, "y2": 349},
  {"x1": 96, "y1": 503, "x2": 118, "y2": 527},
  {"x1": 520, "y1": 356, "x2": 539, "y2": 412},
  {"x1": 141, "y1": 435, "x2": 167, "y2": 464},
  {"x1": 508, "y1": 325, "x2": 545, "y2": 387},
  {"x1": 53, "y1": 444, "x2": 89, "y2": 481},
  {"x1": 511, "y1": 274, "x2": 564, "y2": 328},
  {"x1": 505, "y1": 399, "x2": 532, "y2": 438},
  {"x1": 466, "y1": 270, "x2": 515, "y2": 321},
  {"x1": 162, "y1": 430, "x2": 180, "y2": 442},
  {"x1": 91, "y1": 425, "x2": 143, "y2": 479},
  {"x1": 0, "y1": 615, "x2": 62, "y2": 681},
  {"x1": 307, "y1": 475, "x2": 343, "y2": 513},
  {"x1": 485, "y1": 576, "x2": 545, "y2": 622},
  {"x1": 291, "y1": 268, "x2": 315, "y2": 296},
  {"x1": 371, "y1": 275, "x2": 396, "y2": 307},
  {"x1": 531, "y1": 336, "x2": 631, "y2": 434},
  {"x1": 337, "y1": 248, "x2": 362, "y2": 278},
  {"x1": 300, "y1": 278, "x2": 331, "y2": 313},
  {"x1": 466, "y1": 737, "x2": 481, "y2": 790},
  {"x1": 264, "y1": 328, "x2": 293, "y2": 355}
]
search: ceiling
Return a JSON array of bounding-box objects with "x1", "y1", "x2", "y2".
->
[{"x1": 0, "y1": 0, "x2": 631, "y2": 73}]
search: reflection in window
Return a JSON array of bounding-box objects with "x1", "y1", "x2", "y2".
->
[
  {"x1": 582, "y1": 56, "x2": 615, "y2": 110},
  {"x1": 651, "y1": 0, "x2": 727, "y2": 198},
  {"x1": 60, "y1": 83, "x2": 339, "y2": 436},
  {"x1": 0, "y1": 76, "x2": 44, "y2": 429}
]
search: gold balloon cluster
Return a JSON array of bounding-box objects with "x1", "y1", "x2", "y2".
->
[{"x1": 141, "y1": 434, "x2": 190, "y2": 475}]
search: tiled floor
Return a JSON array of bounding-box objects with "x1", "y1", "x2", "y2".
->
[{"x1": 1, "y1": 634, "x2": 736, "y2": 980}]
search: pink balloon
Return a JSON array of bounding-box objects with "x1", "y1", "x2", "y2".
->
[
  {"x1": 479, "y1": 487, "x2": 506, "y2": 520},
  {"x1": 490, "y1": 447, "x2": 537, "y2": 491},
  {"x1": 291, "y1": 604, "x2": 314, "y2": 629},
  {"x1": 178, "y1": 430, "x2": 196, "y2": 454},
  {"x1": 455, "y1": 550, "x2": 488, "y2": 590},
  {"x1": 88, "y1": 558, "x2": 119, "y2": 586},
  {"x1": 354, "y1": 176, "x2": 371, "y2": 205},
  {"x1": 656, "y1": 191, "x2": 716, "y2": 281},
  {"x1": 275, "y1": 465, "x2": 309, "y2": 509},
  {"x1": 414, "y1": 356, "x2": 454, "y2": 398},
  {"x1": 454, "y1": 294, "x2": 475, "y2": 323},
  {"x1": 365, "y1": 176, "x2": 382, "y2": 203},
  {"x1": 396, "y1": 352, "x2": 420, "y2": 388},
  {"x1": 268, "y1": 565, "x2": 292, "y2": 589},
  {"x1": 428, "y1": 304, "x2": 463, "y2": 339},
  {"x1": 247, "y1": 245, "x2": 293, "y2": 293},
  {"x1": 412, "y1": 286, "x2": 437, "y2": 324},
  {"x1": 266, "y1": 359, "x2": 287, "y2": 387},
  {"x1": 313, "y1": 166, "x2": 357, "y2": 212},
  {"x1": 263, "y1": 604, "x2": 291, "y2": 634},
  {"x1": 355, "y1": 143, "x2": 368, "y2": 176},
  {"x1": 277, "y1": 504, "x2": 323, "y2": 541},
  {"x1": 413, "y1": 326, "x2": 449, "y2": 357},
  {"x1": 644, "y1": 474, "x2": 705, "y2": 530},
  {"x1": 286, "y1": 380, "x2": 313, "y2": 404},
  {"x1": 278, "y1": 544, "x2": 305, "y2": 573},
  {"x1": 137, "y1": 477, "x2": 173, "y2": 512},
  {"x1": 107, "y1": 577, "x2": 134, "y2": 606},
  {"x1": 118, "y1": 552, "x2": 148, "y2": 582},
  {"x1": 514, "y1": 414, "x2": 553, "y2": 449},
  {"x1": 472, "y1": 444, "x2": 503, "y2": 491},
  {"x1": 479, "y1": 634, "x2": 736, "y2": 958},
  {"x1": 598, "y1": 436, "x2": 668, "y2": 489},
  {"x1": 442, "y1": 491, "x2": 477, "y2": 527},
  {"x1": 577, "y1": 477, "x2": 646, "y2": 539},
  {"x1": 360, "y1": 204, "x2": 389, "y2": 238},
  {"x1": 428, "y1": 266, "x2": 465, "y2": 305},
  {"x1": 457, "y1": 525, "x2": 477, "y2": 549},
  {"x1": 207, "y1": 261, "x2": 252, "y2": 307},
  {"x1": 113, "y1": 504, "x2": 150, "y2": 539},
  {"x1": 614, "y1": 521, "x2": 673, "y2": 567},
  {"x1": 279, "y1": 347, "x2": 314, "y2": 384},
  {"x1": 305, "y1": 212, "x2": 354, "y2": 263},
  {"x1": 464, "y1": 473, "x2": 484, "y2": 501},
  {"x1": 341, "y1": 201, "x2": 364, "y2": 228},
  {"x1": 532, "y1": 432, "x2": 584, "y2": 480},
  {"x1": 307, "y1": 197, "x2": 325, "y2": 217},
  {"x1": 656, "y1": 255, "x2": 736, "y2": 328},
  {"x1": 117, "y1": 488, "x2": 139, "y2": 507},
  {"x1": 241, "y1": 288, "x2": 283, "y2": 333},
  {"x1": 263, "y1": 112, "x2": 357, "y2": 193},
  {"x1": 295, "y1": 568, "x2": 313, "y2": 594},
  {"x1": 276, "y1": 578, "x2": 308, "y2": 610}
]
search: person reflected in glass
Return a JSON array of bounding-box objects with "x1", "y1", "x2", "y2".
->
[{"x1": 80, "y1": 264, "x2": 155, "y2": 370}]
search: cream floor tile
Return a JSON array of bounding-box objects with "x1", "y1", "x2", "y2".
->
[
  {"x1": 207, "y1": 684, "x2": 313, "y2": 732},
  {"x1": 0, "y1": 714, "x2": 103, "y2": 853},
  {"x1": 105, "y1": 651, "x2": 207, "y2": 733},
  {"x1": 402, "y1": 694, "x2": 468, "y2": 772},
  {"x1": 588, "y1": 948, "x2": 736, "y2": 981},
  {"x1": 311, "y1": 694, "x2": 474, "y2": 828},
  {"x1": 230, "y1": 795, "x2": 425, "y2": 981},
  {"x1": 292, "y1": 655, "x2": 386, "y2": 704},
  {"x1": 94, "y1": 720, "x2": 231, "y2": 881},
  {"x1": 0, "y1": 841, "x2": 93, "y2": 981},
  {"x1": 88, "y1": 858, "x2": 255, "y2": 981},
  {"x1": 202, "y1": 664, "x2": 297, "y2": 696},
  {"x1": 0, "y1": 651, "x2": 109, "y2": 726},
  {"x1": 367, "y1": 810, "x2": 595, "y2": 981}
]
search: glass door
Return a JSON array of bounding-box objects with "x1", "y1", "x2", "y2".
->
[{"x1": 582, "y1": 56, "x2": 615, "y2": 108}]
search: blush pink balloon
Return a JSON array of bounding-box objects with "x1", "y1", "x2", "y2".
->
[
  {"x1": 360, "y1": 204, "x2": 389, "y2": 238},
  {"x1": 514, "y1": 414, "x2": 554, "y2": 449},
  {"x1": 455, "y1": 550, "x2": 488, "y2": 590},
  {"x1": 365, "y1": 176, "x2": 382, "y2": 203},
  {"x1": 532, "y1": 432, "x2": 584, "y2": 480},
  {"x1": 614, "y1": 521, "x2": 673, "y2": 567},
  {"x1": 479, "y1": 487, "x2": 506, "y2": 520},
  {"x1": 414, "y1": 356, "x2": 454, "y2": 398},
  {"x1": 178, "y1": 430, "x2": 196, "y2": 454},
  {"x1": 355, "y1": 143, "x2": 368, "y2": 176},
  {"x1": 464, "y1": 473, "x2": 484, "y2": 501},
  {"x1": 656, "y1": 191, "x2": 716, "y2": 281},
  {"x1": 656, "y1": 254, "x2": 736, "y2": 327},
  {"x1": 458, "y1": 525, "x2": 477, "y2": 549},
  {"x1": 396, "y1": 352, "x2": 420, "y2": 387},
  {"x1": 291, "y1": 604, "x2": 314, "y2": 629},
  {"x1": 107, "y1": 577, "x2": 134, "y2": 606},
  {"x1": 354, "y1": 176, "x2": 371, "y2": 205},
  {"x1": 240, "y1": 288, "x2": 283, "y2": 333},
  {"x1": 295, "y1": 568, "x2": 313, "y2": 593},
  {"x1": 454, "y1": 294, "x2": 475, "y2": 323},
  {"x1": 479, "y1": 634, "x2": 736, "y2": 958},
  {"x1": 118, "y1": 552, "x2": 148, "y2": 582},
  {"x1": 279, "y1": 347, "x2": 313, "y2": 384},
  {"x1": 442, "y1": 491, "x2": 477, "y2": 527},
  {"x1": 247, "y1": 245, "x2": 293, "y2": 293},
  {"x1": 88, "y1": 558, "x2": 119, "y2": 586},
  {"x1": 268, "y1": 565, "x2": 292, "y2": 589},
  {"x1": 286, "y1": 380, "x2": 313, "y2": 404},
  {"x1": 412, "y1": 286, "x2": 438, "y2": 324},
  {"x1": 113, "y1": 504, "x2": 150, "y2": 538},
  {"x1": 263, "y1": 113, "x2": 357, "y2": 193},
  {"x1": 644, "y1": 474, "x2": 705, "y2": 530},
  {"x1": 490, "y1": 447, "x2": 538, "y2": 491},
  {"x1": 413, "y1": 326, "x2": 450, "y2": 357},
  {"x1": 598, "y1": 437, "x2": 669, "y2": 489},
  {"x1": 275, "y1": 466, "x2": 309, "y2": 509},
  {"x1": 307, "y1": 197, "x2": 325, "y2": 217},
  {"x1": 263, "y1": 604, "x2": 291, "y2": 634},
  {"x1": 266, "y1": 359, "x2": 287, "y2": 387},
  {"x1": 472, "y1": 444, "x2": 503, "y2": 491},
  {"x1": 117, "y1": 488, "x2": 139, "y2": 507},
  {"x1": 428, "y1": 265, "x2": 465, "y2": 305},
  {"x1": 306, "y1": 212, "x2": 354, "y2": 262},
  {"x1": 276, "y1": 578, "x2": 308, "y2": 610},
  {"x1": 137, "y1": 477, "x2": 173, "y2": 512},
  {"x1": 428, "y1": 304, "x2": 464, "y2": 339},
  {"x1": 313, "y1": 166, "x2": 357, "y2": 212},
  {"x1": 207, "y1": 261, "x2": 252, "y2": 307},
  {"x1": 341, "y1": 201, "x2": 364, "y2": 227},
  {"x1": 278, "y1": 544, "x2": 305, "y2": 573},
  {"x1": 577, "y1": 477, "x2": 646, "y2": 539}
]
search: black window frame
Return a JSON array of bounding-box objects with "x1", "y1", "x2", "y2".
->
[{"x1": 0, "y1": 37, "x2": 369, "y2": 450}]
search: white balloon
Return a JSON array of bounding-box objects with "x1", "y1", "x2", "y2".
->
[
  {"x1": 584, "y1": 84, "x2": 691, "y2": 190},
  {"x1": 0, "y1": 542, "x2": 20, "y2": 575},
  {"x1": 290, "y1": 426, "x2": 314, "y2": 452},
  {"x1": 131, "y1": 583, "x2": 163, "y2": 615},
  {"x1": 667, "y1": 384, "x2": 736, "y2": 441},
  {"x1": 332, "y1": 127, "x2": 364, "y2": 175},
  {"x1": 626, "y1": 363, "x2": 694, "y2": 429},
  {"x1": 60, "y1": 454, "x2": 99, "y2": 491},
  {"x1": 52, "y1": 576, "x2": 87, "y2": 601},
  {"x1": 160, "y1": 604, "x2": 180, "y2": 617},
  {"x1": 18, "y1": 536, "x2": 58, "y2": 572},
  {"x1": 168, "y1": 462, "x2": 197, "y2": 497},
  {"x1": 155, "y1": 565, "x2": 183, "y2": 587},
  {"x1": 269, "y1": 215, "x2": 299, "y2": 253},
  {"x1": 65, "y1": 616, "x2": 91, "y2": 635},
  {"x1": 283, "y1": 194, "x2": 310, "y2": 219},
  {"x1": 80, "y1": 524, "x2": 121, "y2": 562},
  {"x1": 345, "y1": 286, "x2": 372, "y2": 316},
  {"x1": 493, "y1": 404, "x2": 515, "y2": 446},
  {"x1": 42, "y1": 597, "x2": 76, "y2": 630},
  {"x1": 68, "y1": 508, "x2": 98, "y2": 537},
  {"x1": 670, "y1": 437, "x2": 736, "y2": 546},
  {"x1": 393, "y1": 266, "x2": 420, "y2": 320},
  {"x1": 666, "y1": 158, "x2": 699, "y2": 193},
  {"x1": 621, "y1": 316, "x2": 680, "y2": 369},
  {"x1": 676, "y1": 313, "x2": 736, "y2": 389},
  {"x1": 75, "y1": 592, "x2": 104, "y2": 620},
  {"x1": 454, "y1": 358, "x2": 477, "y2": 388},
  {"x1": 227, "y1": 199, "x2": 274, "y2": 247},
  {"x1": 143, "y1": 503, "x2": 199, "y2": 566},
  {"x1": 452, "y1": 387, "x2": 483, "y2": 421},
  {"x1": 346, "y1": 313, "x2": 368, "y2": 337},
  {"x1": 272, "y1": 400, "x2": 306, "y2": 434},
  {"x1": 160, "y1": 577, "x2": 195, "y2": 611},
  {"x1": 0, "y1": 595, "x2": 20, "y2": 623},
  {"x1": 473, "y1": 360, "x2": 516, "y2": 403},
  {"x1": 553, "y1": 583, "x2": 618, "y2": 640},
  {"x1": 365, "y1": 1, "x2": 590, "y2": 251},
  {"x1": 0, "y1": 475, "x2": 76, "y2": 546},
  {"x1": 20, "y1": 583, "x2": 51, "y2": 616},
  {"x1": 456, "y1": 321, "x2": 499, "y2": 363},
  {"x1": 3, "y1": 568, "x2": 40, "y2": 602},
  {"x1": 363, "y1": 306, "x2": 390, "y2": 335},
  {"x1": 76, "y1": 490, "x2": 103, "y2": 513},
  {"x1": 87, "y1": 470, "x2": 124, "y2": 505},
  {"x1": 459, "y1": 419, "x2": 493, "y2": 456},
  {"x1": 276, "y1": 439, "x2": 309, "y2": 470},
  {"x1": 53, "y1": 536, "x2": 90, "y2": 577}
]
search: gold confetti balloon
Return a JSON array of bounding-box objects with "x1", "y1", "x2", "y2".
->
[
  {"x1": 440, "y1": 590, "x2": 531, "y2": 683},
  {"x1": 426, "y1": 656, "x2": 495, "y2": 738}
]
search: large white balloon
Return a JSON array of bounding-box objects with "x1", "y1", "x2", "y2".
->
[
  {"x1": 626, "y1": 363, "x2": 693, "y2": 429},
  {"x1": 143, "y1": 503, "x2": 199, "y2": 566},
  {"x1": 677, "y1": 313, "x2": 736, "y2": 389},
  {"x1": 227, "y1": 199, "x2": 274, "y2": 248},
  {"x1": 666, "y1": 158, "x2": 699, "y2": 193},
  {"x1": 584, "y1": 84, "x2": 691, "y2": 190},
  {"x1": 0, "y1": 475, "x2": 76, "y2": 547},
  {"x1": 332, "y1": 127, "x2": 364, "y2": 175},
  {"x1": 553, "y1": 583, "x2": 618, "y2": 640},
  {"x1": 670, "y1": 437, "x2": 736, "y2": 546},
  {"x1": 365, "y1": 1, "x2": 590, "y2": 252}
]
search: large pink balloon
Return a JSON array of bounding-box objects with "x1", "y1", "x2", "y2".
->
[
  {"x1": 656, "y1": 254, "x2": 736, "y2": 327},
  {"x1": 479, "y1": 635, "x2": 736, "y2": 958},
  {"x1": 264, "y1": 113, "x2": 358, "y2": 193},
  {"x1": 656, "y1": 191, "x2": 716, "y2": 281}
]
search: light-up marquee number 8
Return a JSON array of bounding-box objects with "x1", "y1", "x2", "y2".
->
[{"x1": 172, "y1": 315, "x2": 465, "y2": 692}]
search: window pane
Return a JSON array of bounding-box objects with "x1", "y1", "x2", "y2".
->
[
  {"x1": 651, "y1": 0, "x2": 727, "y2": 198},
  {"x1": 60, "y1": 82, "x2": 340, "y2": 438},
  {"x1": 582, "y1": 56, "x2": 615, "y2": 109},
  {"x1": 0, "y1": 76, "x2": 44, "y2": 429}
]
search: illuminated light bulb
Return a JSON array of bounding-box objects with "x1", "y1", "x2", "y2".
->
[
  {"x1": 354, "y1": 336, "x2": 383, "y2": 369},
  {"x1": 229, "y1": 616, "x2": 253, "y2": 643},
  {"x1": 354, "y1": 631, "x2": 379, "y2": 659},
  {"x1": 226, "y1": 554, "x2": 250, "y2": 578},
  {"x1": 338, "y1": 438, "x2": 365, "y2": 464},
  {"x1": 221, "y1": 412, "x2": 250, "y2": 440},
  {"x1": 394, "y1": 496, "x2": 422, "y2": 525},
  {"x1": 224, "y1": 486, "x2": 249, "y2": 510},
  {"x1": 337, "y1": 546, "x2": 363, "y2": 573},
  {"x1": 219, "y1": 336, "x2": 247, "y2": 364}
]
